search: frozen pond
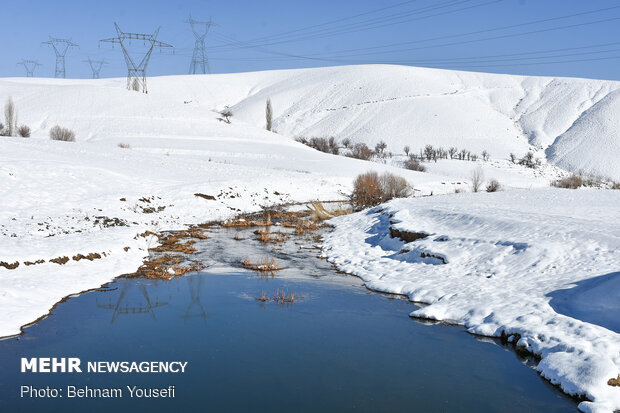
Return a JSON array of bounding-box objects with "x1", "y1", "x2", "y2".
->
[{"x1": 0, "y1": 224, "x2": 578, "y2": 412}]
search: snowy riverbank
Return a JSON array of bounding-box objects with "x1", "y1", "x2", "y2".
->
[{"x1": 323, "y1": 188, "x2": 620, "y2": 413}]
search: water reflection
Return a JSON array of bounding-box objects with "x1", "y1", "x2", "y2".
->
[{"x1": 96, "y1": 279, "x2": 170, "y2": 323}]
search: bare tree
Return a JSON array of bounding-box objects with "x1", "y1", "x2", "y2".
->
[
  {"x1": 482, "y1": 150, "x2": 490, "y2": 161},
  {"x1": 403, "y1": 145, "x2": 410, "y2": 156},
  {"x1": 265, "y1": 98, "x2": 273, "y2": 131},
  {"x1": 328, "y1": 136, "x2": 339, "y2": 155},
  {"x1": 509, "y1": 153, "x2": 516, "y2": 164},
  {"x1": 375, "y1": 140, "x2": 387, "y2": 156},
  {"x1": 448, "y1": 147, "x2": 458, "y2": 159},
  {"x1": 470, "y1": 166, "x2": 484, "y2": 193},
  {"x1": 424, "y1": 144, "x2": 434, "y2": 161},
  {"x1": 4, "y1": 97, "x2": 16, "y2": 137},
  {"x1": 342, "y1": 138, "x2": 352, "y2": 149},
  {"x1": 220, "y1": 106, "x2": 233, "y2": 124}
]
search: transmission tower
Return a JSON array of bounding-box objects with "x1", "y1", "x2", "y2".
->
[
  {"x1": 84, "y1": 57, "x2": 108, "y2": 79},
  {"x1": 17, "y1": 60, "x2": 42, "y2": 77},
  {"x1": 41, "y1": 37, "x2": 78, "y2": 78},
  {"x1": 185, "y1": 16, "x2": 215, "y2": 74},
  {"x1": 99, "y1": 23, "x2": 173, "y2": 93}
]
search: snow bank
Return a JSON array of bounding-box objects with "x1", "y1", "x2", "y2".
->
[{"x1": 323, "y1": 189, "x2": 620, "y2": 413}]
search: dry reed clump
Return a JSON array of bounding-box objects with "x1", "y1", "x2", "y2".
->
[
  {"x1": 222, "y1": 215, "x2": 273, "y2": 228},
  {"x1": 306, "y1": 201, "x2": 351, "y2": 221},
  {"x1": 241, "y1": 257, "x2": 283, "y2": 272},
  {"x1": 609, "y1": 375, "x2": 620, "y2": 387},
  {"x1": 131, "y1": 255, "x2": 203, "y2": 279},
  {"x1": 256, "y1": 288, "x2": 298, "y2": 304},
  {"x1": 254, "y1": 229, "x2": 286, "y2": 243},
  {"x1": 150, "y1": 233, "x2": 197, "y2": 254},
  {"x1": 117, "y1": 143, "x2": 131, "y2": 149}
]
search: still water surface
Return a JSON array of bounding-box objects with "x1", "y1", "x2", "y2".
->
[{"x1": 0, "y1": 226, "x2": 578, "y2": 412}]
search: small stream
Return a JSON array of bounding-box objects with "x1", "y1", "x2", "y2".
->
[{"x1": 0, "y1": 220, "x2": 578, "y2": 412}]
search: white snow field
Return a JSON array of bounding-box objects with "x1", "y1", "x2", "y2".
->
[
  {"x1": 0, "y1": 64, "x2": 619, "y2": 411},
  {"x1": 323, "y1": 189, "x2": 620, "y2": 413}
]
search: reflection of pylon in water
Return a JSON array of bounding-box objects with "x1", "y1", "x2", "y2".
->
[
  {"x1": 184, "y1": 276, "x2": 208, "y2": 322},
  {"x1": 97, "y1": 279, "x2": 169, "y2": 323}
]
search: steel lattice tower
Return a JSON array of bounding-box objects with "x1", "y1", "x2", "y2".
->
[
  {"x1": 84, "y1": 58, "x2": 108, "y2": 79},
  {"x1": 17, "y1": 60, "x2": 42, "y2": 77},
  {"x1": 185, "y1": 16, "x2": 215, "y2": 74},
  {"x1": 42, "y1": 37, "x2": 78, "y2": 78},
  {"x1": 100, "y1": 23, "x2": 173, "y2": 93}
]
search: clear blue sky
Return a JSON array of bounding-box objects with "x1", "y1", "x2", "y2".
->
[{"x1": 3, "y1": 0, "x2": 620, "y2": 80}]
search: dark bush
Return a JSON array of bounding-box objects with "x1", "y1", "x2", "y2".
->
[
  {"x1": 17, "y1": 125, "x2": 30, "y2": 137},
  {"x1": 486, "y1": 179, "x2": 501, "y2": 192}
]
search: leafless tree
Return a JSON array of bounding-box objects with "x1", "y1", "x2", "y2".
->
[
  {"x1": 375, "y1": 140, "x2": 387, "y2": 156},
  {"x1": 220, "y1": 106, "x2": 233, "y2": 124},
  {"x1": 4, "y1": 97, "x2": 16, "y2": 137},
  {"x1": 403, "y1": 145, "x2": 410, "y2": 156},
  {"x1": 470, "y1": 166, "x2": 484, "y2": 192},
  {"x1": 509, "y1": 153, "x2": 517, "y2": 164},
  {"x1": 265, "y1": 98, "x2": 273, "y2": 131},
  {"x1": 448, "y1": 147, "x2": 458, "y2": 159},
  {"x1": 342, "y1": 138, "x2": 352, "y2": 149},
  {"x1": 482, "y1": 150, "x2": 490, "y2": 161},
  {"x1": 424, "y1": 144, "x2": 434, "y2": 161}
]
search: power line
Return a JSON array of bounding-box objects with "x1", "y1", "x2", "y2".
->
[{"x1": 210, "y1": 0, "x2": 498, "y2": 52}]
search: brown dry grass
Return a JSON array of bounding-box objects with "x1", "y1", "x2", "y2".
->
[
  {"x1": 241, "y1": 257, "x2": 283, "y2": 272},
  {"x1": 72, "y1": 252, "x2": 102, "y2": 261},
  {"x1": 0, "y1": 261, "x2": 19, "y2": 270},
  {"x1": 609, "y1": 375, "x2": 620, "y2": 387},
  {"x1": 130, "y1": 255, "x2": 202, "y2": 279},
  {"x1": 254, "y1": 229, "x2": 286, "y2": 243},
  {"x1": 256, "y1": 288, "x2": 298, "y2": 304}
]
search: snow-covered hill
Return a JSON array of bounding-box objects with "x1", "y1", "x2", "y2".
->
[{"x1": 3, "y1": 64, "x2": 619, "y2": 179}]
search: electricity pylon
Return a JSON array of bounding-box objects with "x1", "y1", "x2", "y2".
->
[
  {"x1": 84, "y1": 57, "x2": 108, "y2": 79},
  {"x1": 100, "y1": 23, "x2": 173, "y2": 93},
  {"x1": 185, "y1": 15, "x2": 215, "y2": 74},
  {"x1": 17, "y1": 60, "x2": 42, "y2": 77},
  {"x1": 42, "y1": 37, "x2": 78, "y2": 78}
]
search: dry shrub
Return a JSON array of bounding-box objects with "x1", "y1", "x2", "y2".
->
[
  {"x1": 352, "y1": 171, "x2": 412, "y2": 209},
  {"x1": 349, "y1": 143, "x2": 373, "y2": 160},
  {"x1": 50, "y1": 125, "x2": 75, "y2": 142},
  {"x1": 552, "y1": 174, "x2": 583, "y2": 189},
  {"x1": 486, "y1": 179, "x2": 502, "y2": 192},
  {"x1": 17, "y1": 125, "x2": 30, "y2": 137},
  {"x1": 118, "y1": 143, "x2": 131, "y2": 149},
  {"x1": 404, "y1": 156, "x2": 425, "y2": 172}
]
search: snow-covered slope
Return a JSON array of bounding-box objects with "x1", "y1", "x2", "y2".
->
[{"x1": 3, "y1": 64, "x2": 619, "y2": 179}]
